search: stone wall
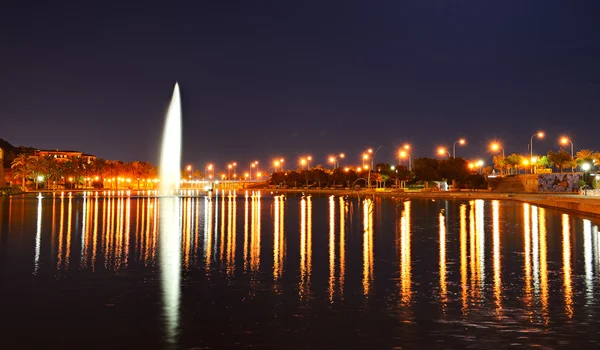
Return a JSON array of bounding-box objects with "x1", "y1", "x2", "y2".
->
[{"x1": 537, "y1": 173, "x2": 580, "y2": 192}]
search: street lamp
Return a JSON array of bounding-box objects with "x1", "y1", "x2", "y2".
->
[
  {"x1": 367, "y1": 145, "x2": 382, "y2": 189},
  {"x1": 227, "y1": 164, "x2": 233, "y2": 179},
  {"x1": 437, "y1": 147, "x2": 450, "y2": 158},
  {"x1": 206, "y1": 164, "x2": 214, "y2": 180},
  {"x1": 560, "y1": 137, "x2": 574, "y2": 158},
  {"x1": 453, "y1": 139, "x2": 466, "y2": 158},
  {"x1": 399, "y1": 150, "x2": 412, "y2": 171},
  {"x1": 490, "y1": 142, "x2": 505, "y2": 157},
  {"x1": 328, "y1": 153, "x2": 345, "y2": 169},
  {"x1": 530, "y1": 131, "x2": 544, "y2": 159}
]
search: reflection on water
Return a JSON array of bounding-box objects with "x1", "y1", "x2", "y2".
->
[
  {"x1": 362, "y1": 198, "x2": 374, "y2": 296},
  {"x1": 399, "y1": 200, "x2": 411, "y2": 305},
  {"x1": 299, "y1": 195, "x2": 312, "y2": 299},
  {"x1": 6, "y1": 194, "x2": 600, "y2": 348},
  {"x1": 159, "y1": 197, "x2": 182, "y2": 347}
]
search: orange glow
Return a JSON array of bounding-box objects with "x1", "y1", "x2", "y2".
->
[
  {"x1": 560, "y1": 137, "x2": 569, "y2": 145},
  {"x1": 340, "y1": 153, "x2": 345, "y2": 158},
  {"x1": 491, "y1": 142, "x2": 501, "y2": 151},
  {"x1": 329, "y1": 156, "x2": 335, "y2": 163},
  {"x1": 437, "y1": 147, "x2": 447, "y2": 155},
  {"x1": 399, "y1": 150, "x2": 407, "y2": 158},
  {"x1": 459, "y1": 139, "x2": 466, "y2": 145},
  {"x1": 538, "y1": 132, "x2": 544, "y2": 138},
  {"x1": 344, "y1": 167, "x2": 349, "y2": 172},
  {"x1": 363, "y1": 154, "x2": 369, "y2": 160},
  {"x1": 186, "y1": 165, "x2": 192, "y2": 171}
]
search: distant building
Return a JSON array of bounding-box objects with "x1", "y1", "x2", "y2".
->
[{"x1": 36, "y1": 149, "x2": 96, "y2": 164}]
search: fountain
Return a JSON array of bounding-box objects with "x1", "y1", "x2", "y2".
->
[
  {"x1": 159, "y1": 83, "x2": 182, "y2": 195},
  {"x1": 158, "y1": 83, "x2": 183, "y2": 346}
]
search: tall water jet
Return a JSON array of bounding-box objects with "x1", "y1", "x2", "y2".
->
[{"x1": 159, "y1": 83, "x2": 182, "y2": 195}]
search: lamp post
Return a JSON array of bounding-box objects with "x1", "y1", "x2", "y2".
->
[
  {"x1": 437, "y1": 147, "x2": 451, "y2": 158},
  {"x1": 206, "y1": 164, "x2": 214, "y2": 180},
  {"x1": 453, "y1": 139, "x2": 466, "y2": 158},
  {"x1": 367, "y1": 146, "x2": 382, "y2": 189},
  {"x1": 328, "y1": 153, "x2": 345, "y2": 169},
  {"x1": 490, "y1": 142, "x2": 505, "y2": 175},
  {"x1": 560, "y1": 137, "x2": 574, "y2": 158},
  {"x1": 399, "y1": 150, "x2": 412, "y2": 171},
  {"x1": 490, "y1": 143, "x2": 505, "y2": 157},
  {"x1": 560, "y1": 137, "x2": 575, "y2": 172},
  {"x1": 530, "y1": 131, "x2": 544, "y2": 159}
]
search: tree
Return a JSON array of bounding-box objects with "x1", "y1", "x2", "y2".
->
[
  {"x1": 504, "y1": 154, "x2": 524, "y2": 174},
  {"x1": 11, "y1": 153, "x2": 28, "y2": 191},
  {"x1": 575, "y1": 149, "x2": 599, "y2": 168},
  {"x1": 412, "y1": 157, "x2": 439, "y2": 181},
  {"x1": 547, "y1": 150, "x2": 574, "y2": 173},
  {"x1": 27, "y1": 156, "x2": 48, "y2": 190},
  {"x1": 492, "y1": 155, "x2": 507, "y2": 175}
]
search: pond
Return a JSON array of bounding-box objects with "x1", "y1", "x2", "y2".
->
[{"x1": 1, "y1": 191, "x2": 599, "y2": 349}]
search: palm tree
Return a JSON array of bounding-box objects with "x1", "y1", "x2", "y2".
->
[
  {"x1": 11, "y1": 154, "x2": 29, "y2": 191},
  {"x1": 27, "y1": 156, "x2": 48, "y2": 190},
  {"x1": 575, "y1": 149, "x2": 598, "y2": 167}
]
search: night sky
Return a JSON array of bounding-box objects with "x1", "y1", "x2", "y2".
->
[{"x1": 2, "y1": 1, "x2": 600, "y2": 170}]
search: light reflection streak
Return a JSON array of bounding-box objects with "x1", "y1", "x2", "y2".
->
[
  {"x1": 584, "y1": 219, "x2": 593, "y2": 305},
  {"x1": 299, "y1": 195, "x2": 312, "y2": 299},
  {"x1": 159, "y1": 197, "x2": 182, "y2": 346},
  {"x1": 244, "y1": 194, "x2": 249, "y2": 271},
  {"x1": 362, "y1": 198, "x2": 374, "y2": 296},
  {"x1": 33, "y1": 195, "x2": 42, "y2": 274},
  {"x1": 400, "y1": 201, "x2": 411, "y2": 305},
  {"x1": 539, "y1": 207, "x2": 549, "y2": 324},
  {"x1": 226, "y1": 193, "x2": 236, "y2": 275},
  {"x1": 204, "y1": 197, "x2": 213, "y2": 272},
  {"x1": 459, "y1": 204, "x2": 467, "y2": 314},
  {"x1": 328, "y1": 196, "x2": 335, "y2": 302},
  {"x1": 562, "y1": 214, "x2": 573, "y2": 318},
  {"x1": 80, "y1": 195, "x2": 87, "y2": 268},
  {"x1": 475, "y1": 200, "x2": 485, "y2": 289},
  {"x1": 219, "y1": 194, "x2": 225, "y2": 263},
  {"x1": 273, "y1": 195, "x2": 285, "y2": 281},
  {"x1": 492, "y1": 200, "x2": 501, "y2": 315},
  {"x1": 92, "y1": 198, "x2": 98, "y2": 270},
  {"x1": 468, "y1": 201, "x2": 477, "y2": 300},
  {"x1": 523, "y1": 204, "x2": 532, "y2": 308},
  {"x1": 532, "y1": 206, "x2": 539, "y2": 296},
  {"x1": 65, "y1": 197, "x2": 72, "y2": 270},
  {"x1": 124, "y1": 198, "x2": 130, "y2": 268},
  {"x1": 438, "y1": 210, "x2": 447, "y2": 307},
  {"x1": 339, "y1": 196, "x2": 346, "y2": 299},
  {"x1": 250, "y1": 192, "x2": 262, "y2": 273}
]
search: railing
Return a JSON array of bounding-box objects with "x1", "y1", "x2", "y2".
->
[{"x1": 583, "y1": 189, "x2": 600, "y2": 197}]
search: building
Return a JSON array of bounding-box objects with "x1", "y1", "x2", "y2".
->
[{"x1": 36, "y1": 149, "x2": 96, "y2": 164}]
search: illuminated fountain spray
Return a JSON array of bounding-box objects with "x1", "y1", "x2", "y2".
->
[
  {"x1": 158, "y1": 83, "x2": 183, "y2": 346},
  {"x1": 159, "y1": 83, "x2": 182, "y2": 195}
]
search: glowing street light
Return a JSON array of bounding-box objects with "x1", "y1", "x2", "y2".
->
[
  {"x1": 206, "y1": 164, "x2": 214, "y2": 180},
  {"x1": 560, "y1": 137, "x2": 574, "y2": 158},
  {"x1": 399, "y1": 149, "x2": 412, "y2": 170},
  {"x1": 437, "y1": 147, "x2": 450, "y2": 158},
  {"x1": 329, "y1": 153, "x2": 344, "y2": 169},
  {"x1": 490, "y1": 142, "x2": 505, "y2": 157},
  {"x1": 528, "y1": 131, "x2": 545, "y2": 159},
  {"x1": 453, "y1": 139, "x2": 466, "y2": 158}
]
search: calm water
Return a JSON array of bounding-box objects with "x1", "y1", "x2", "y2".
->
[{"x1": 1, "y1": 192, "x2": 600, "y2": 349}]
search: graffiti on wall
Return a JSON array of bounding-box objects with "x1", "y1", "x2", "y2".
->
[{"x1": 538, "y1": 173, "x2": 581, "y2": 192}]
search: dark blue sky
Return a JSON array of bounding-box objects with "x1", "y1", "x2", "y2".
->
[{"x1": 2, "y1": 1, "x2": 599, "y2": 170}]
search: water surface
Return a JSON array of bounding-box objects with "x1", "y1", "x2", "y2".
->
[{"x1": 1, "y1": 192, "x2": 600, "y2": 349}]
